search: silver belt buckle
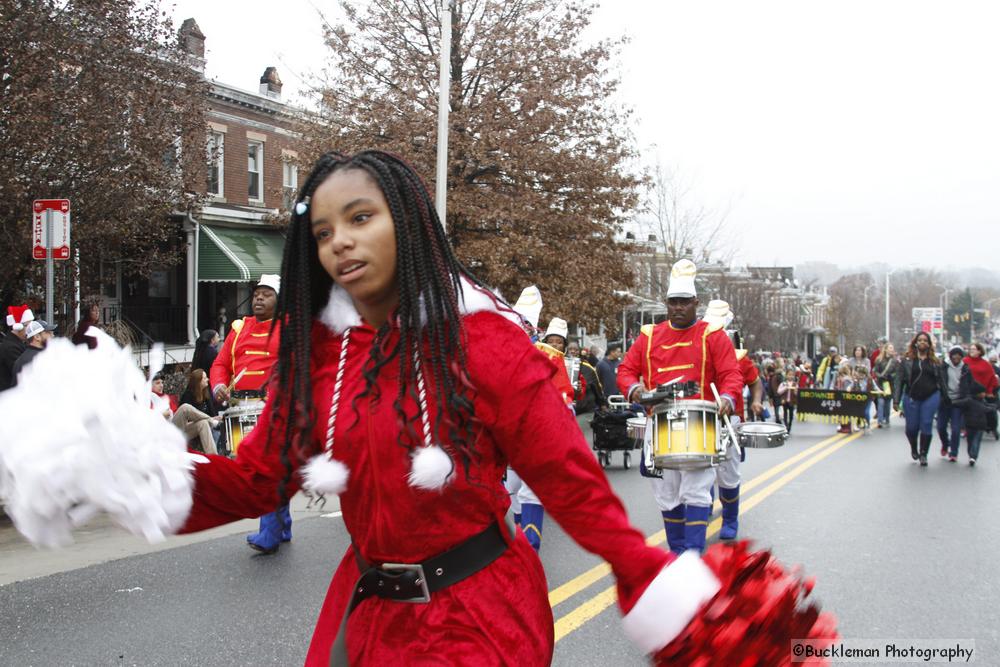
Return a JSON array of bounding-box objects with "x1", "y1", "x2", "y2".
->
[{"x1": 381, "y1": 563, "x2": 430, "y2": 603}]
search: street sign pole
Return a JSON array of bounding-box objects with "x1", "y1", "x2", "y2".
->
[{"x1": 46, "y1": 209, "x2": 54, "y2": 322}]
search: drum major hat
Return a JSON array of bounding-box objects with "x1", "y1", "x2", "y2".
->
[
  {"x1": 513, "y1": 285, "x2": 543, "y2": 328},
  {"x1": 255, "y1": 274, "x2": 281, "y2": 294},
  {"x1": 543, "y1": 317, "x2": 568, "y2": 343},
  {"x1": 703, "y1": 299, "x2": 733, "y2": 331},
  {"x1": 666, "y1": 259, "x2": 697, "y2": 298}
]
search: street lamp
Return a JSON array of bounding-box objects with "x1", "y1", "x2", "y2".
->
[{"x1": 885, "y1": 268, "x2": 899, "y2": 341}]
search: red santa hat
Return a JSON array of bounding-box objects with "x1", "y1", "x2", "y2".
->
[{"x1": 6, "y1": 305, "x2": 35, "y2": 331}]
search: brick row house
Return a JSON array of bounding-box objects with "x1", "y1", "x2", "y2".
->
[{"x1": 103, "y1": 18, "x2": 298, "y2": 359}]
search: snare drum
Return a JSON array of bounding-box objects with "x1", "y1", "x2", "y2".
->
[
  {"x1": 737, "y1": 422, "x2": 788, "y2": 449},
  {"x1": 223, "y1": 399, "x2": 265, "y2": 456},
  {"x1": 651, "y1": 399, "x2": 723, "y2": 470},
  {"x1": 626, "y1": 416, "x2": 647, "y2": 441}
]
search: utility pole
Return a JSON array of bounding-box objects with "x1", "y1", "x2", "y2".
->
[{"x1": 435, "y1": 0, "x2": 453, "y2": 231}]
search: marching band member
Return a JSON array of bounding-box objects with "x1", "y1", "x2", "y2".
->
[
  {"x1": 702, "y1": 301, "x2": 764, "y2": 541},
  {"x1": 618, "y1": 260, "x2": 742, "y2": 554},
  {"x1": 209, "y1": 274, "x2": 285, "y2": 553}
]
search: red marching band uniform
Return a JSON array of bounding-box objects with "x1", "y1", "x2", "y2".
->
[
  {"x1": 209, "y1": 316, "x2": 281, "y2": 395},
  {"x1": 617, "y1": 319, "x2": 743, "y2": 405}
]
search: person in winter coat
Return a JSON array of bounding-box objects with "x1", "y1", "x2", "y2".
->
[
  {"x1": 937, "y1": 346, "x2": 968, "y2": 461},
  {"x1": 893, "y1": 332, "x2": 947, "y2": 465},
  {"x1": 71, "y1": 302, "x2": 101, "y2": 350},
  {"x1": 777, "y1": 369, "x2": 799, "y2": 434},
  {"x1": 964, "y1": 342, "x2": 998, "y2": 440},
  {"x1": 953, "y1": 374, "x2": 989, "y2": 466},
  {"x1": 873, "y1": 343, "x2": 898, "y2": 428},
  {"x1": 816, "y1": 346, "x2": 842, "y2": 389}
]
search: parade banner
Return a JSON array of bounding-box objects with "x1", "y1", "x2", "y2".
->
[{"x1": 797, "y1": 389, "x2": 871, "y2": 424}]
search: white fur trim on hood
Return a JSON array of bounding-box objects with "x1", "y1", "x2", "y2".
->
[
  {"x1": 622, "y1": 550, "x2": 721, "y2": 654},
  {"x1": 319, "y1": 278, "x2": 521, "y2": 335}
]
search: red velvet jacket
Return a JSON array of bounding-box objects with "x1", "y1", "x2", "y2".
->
[{"x1": 180, "y1": 299, "x2": 694, "y2": 665}]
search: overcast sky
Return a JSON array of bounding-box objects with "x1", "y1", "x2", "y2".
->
[{"x1": 168, "y1": 0, "x2": 1000, "y2": 269}]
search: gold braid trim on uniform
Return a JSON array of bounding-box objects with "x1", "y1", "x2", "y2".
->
[
  {"x1": 643, "y1": 324, "x2": 655, "y2": 390},
  {"x1": 660, "y1": 341, "x2": 693, "y2": 350},
  {"x1": 700, "y1": 325, "x2": 709, "y2": 398},
  {"x1": 229, "y1": 317, "x2": 246, "y2": 381},
  {"x1": 657, "y1": 363, "x2": 694, "y2": 373}
]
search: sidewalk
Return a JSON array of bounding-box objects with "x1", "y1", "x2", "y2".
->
[{"x1": 0, "y1": 492, "x2": 339, "y2": 587}]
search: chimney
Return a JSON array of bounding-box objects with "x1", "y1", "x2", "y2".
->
[
  {"x1": 178, "y1": 18, "x2": 205, "y2": 59},
  {"x1": 259, "y1": 67, "x2": 282, "y2": 99}
]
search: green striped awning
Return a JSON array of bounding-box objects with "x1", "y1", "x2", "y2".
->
[{"x1": 199, "y1": 224, "x2": 285, "y2": 282}]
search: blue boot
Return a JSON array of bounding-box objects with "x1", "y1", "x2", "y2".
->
[
  {"x1": 662, "y1": 505, "x2": 686, "y2": 555},
  {"x1": 247, "y1": 505, "x2": 290, "y2": 554},
  {"x1": 521, "y1": 503, "x2": 544, "y2": 551},
  {"x1": 719, "y1": 486, "x2": 739, "y2": 540},
  {"x1": 279, "y1": 504, "x2": 292, "y2": 542},
  {"x1": 684, "y1": 505, "x2": 712, "y2": 554}
]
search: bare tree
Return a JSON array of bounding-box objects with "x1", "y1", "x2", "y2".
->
[{"x1": 637, "y1": 164, "x2": 734, "y2": 270}]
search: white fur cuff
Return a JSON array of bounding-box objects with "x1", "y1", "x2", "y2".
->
[{"x1": 622, "y1": 551, "x2": 722, "y2": 654}]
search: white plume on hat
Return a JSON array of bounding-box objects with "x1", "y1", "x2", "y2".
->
[
  {"x1": 513, "y1": 285, "x2": 543, "y2": 328},
  {"x1": 703, "y1": 300, "x2": 734, "y2": 331},
  {"x1": 667, "y1": 259, "x2": 697, "y2": 298},
  {"x1": 543, "y1": 317, "x2": 568, "y2": 342},
  {"x1": 255, "y1": 274, "x2": 281, "y2": 293}
]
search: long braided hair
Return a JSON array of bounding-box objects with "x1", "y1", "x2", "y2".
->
[{"x1": 270, "y1": 150, "x2": 499, "y2": 506}]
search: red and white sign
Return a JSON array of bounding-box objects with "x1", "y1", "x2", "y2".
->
[{"x1": 32, "y1": 199, "x2": 71, "y2": 260}]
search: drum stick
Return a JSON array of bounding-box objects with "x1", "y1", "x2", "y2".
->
[
  {"x1": 227, "y1": 368, "x2": 246, "y2": 393},
  {"x1": 711, "y1": 382, "x2": 742, "y2": 457}
]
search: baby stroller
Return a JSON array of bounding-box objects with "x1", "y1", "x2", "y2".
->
[{"x1": 590, "y1": 395, "x2": 641, "y2": 469}]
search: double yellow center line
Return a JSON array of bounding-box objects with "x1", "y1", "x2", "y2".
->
[{"x1": 548, "y1": 430, "x2": 862, "y2": 642}]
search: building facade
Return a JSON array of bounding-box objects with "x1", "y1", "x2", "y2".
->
[{"x1": 105, "y1": 19, "x2": 297, "y2": 360}]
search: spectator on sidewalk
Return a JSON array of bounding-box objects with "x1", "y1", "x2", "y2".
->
[
  {"x1": 1, "y1": 305, "x2": 35, "y2": 392},
  {"x1": 71, "y1": 302, "x2": 101, "y2": 350},
  {"x1": 11, "y1": 320, "x2": 57, "y2": 385},
  {"x1": 174, "y1": 369, "x2": 221, "y2": 455},
  {"x1": 190, "y1": 329, "x2": 220, "y2": 374}
]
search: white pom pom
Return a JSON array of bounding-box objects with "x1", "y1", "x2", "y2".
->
[
  {"x1": 301, "y1": 454, "x2": 350, "y2": 495},
  {"x1": 407, "y1": 444, "x2": 453, "y2": 490}
]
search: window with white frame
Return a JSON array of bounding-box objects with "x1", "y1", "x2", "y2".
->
[
  {"x1": 207, "y1": 131, "x2": 224, "y2": 197},
  {"x1": 282, "y1": 160, "x2": 298, "y2": 210},
  {"x1": 247, "y1": 140, "x2": 263, "y2": 201}
]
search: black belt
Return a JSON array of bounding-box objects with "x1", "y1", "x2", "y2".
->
[
  {"x1": 330, "y1": 521, "x2": 510, "y2": 665},
  {"x1": 231, "y1": 389, "x2": 266, "y2": 400}
]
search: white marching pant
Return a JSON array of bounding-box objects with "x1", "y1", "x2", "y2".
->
[
  {"x1": 649, "y1": 467, "x2": 715, "y2": 511},
  {"x1": 506, "y1": 468, "x2": 540, "y2": 512},
  {"x1": 716, "y1": 415, "x2": 742, "y2": 489}
]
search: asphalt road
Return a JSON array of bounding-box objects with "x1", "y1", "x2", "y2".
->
[{"x1": 1, "y1": 417, "x2": 997, "y2": 666}]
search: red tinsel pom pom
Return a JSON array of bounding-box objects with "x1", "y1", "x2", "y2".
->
[{"x1": 653, "y1": 541, "x2": 839, "y2": 666}]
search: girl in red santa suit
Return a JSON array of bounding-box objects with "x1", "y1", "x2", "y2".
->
[{"x1": 176, "y1": 150, "x2": 835, "y2": 666}]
